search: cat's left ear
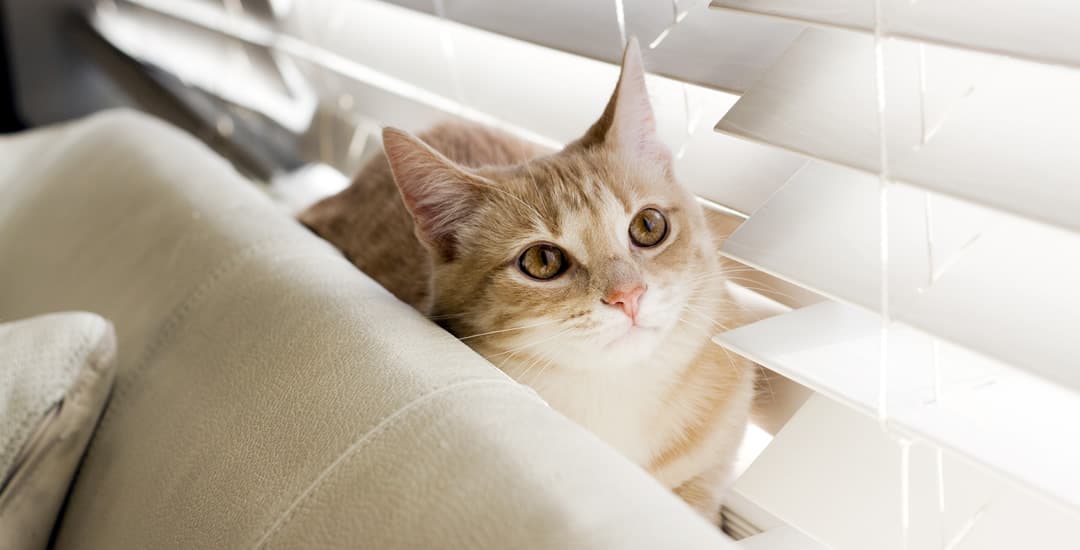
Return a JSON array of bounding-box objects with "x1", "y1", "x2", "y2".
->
[
  {"x1": 578, "y1": 37, "x2": 672, "y2": 169},
  {"x1": 383, "y1": 127, "x2": 484, "y2": 262}
]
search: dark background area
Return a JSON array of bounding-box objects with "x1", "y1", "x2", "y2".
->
[
  {"x1": 1, "y1": 0, "x2": 123, "y2": 133},
  {"x1": 0, "y1": 3, "x2": 23, "y2": 133},
  {"x1": 0, "y1": 0, "x2": 298, "y2": 177}
]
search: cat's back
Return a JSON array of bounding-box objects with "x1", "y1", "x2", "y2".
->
[{"x1": 299, "y1": 121, "x2": 546, "y2": 311}]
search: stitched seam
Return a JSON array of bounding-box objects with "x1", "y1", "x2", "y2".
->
[
  {"x1": 88, "y1": 238, "x2": 312, "y2": 446},
  {"x1": 253, "y1": 378, "x2": 525, "y2": 549}
]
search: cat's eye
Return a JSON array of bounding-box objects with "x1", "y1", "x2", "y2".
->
[
  {"x1": 629, "y1": 208, "x2": 668, "y2": 247},
  {"x1": 518, "y1": 243, "x2": 568, "y2": 280}
]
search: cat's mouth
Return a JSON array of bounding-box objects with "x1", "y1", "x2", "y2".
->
[{"x1": 603, "y1": 324, "x2": 658, "y2": 350}]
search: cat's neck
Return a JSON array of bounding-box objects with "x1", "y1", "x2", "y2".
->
[{"x1": 515, "y1": 317, "x2": 719, "y2": 464}]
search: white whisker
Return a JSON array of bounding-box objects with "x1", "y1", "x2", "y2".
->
[
  {"x1": 428, "y1": 311, "x2": 471, "y2": 321},
  {"x1": 527, "y1": 359, "x2": 558, "y2": 389},
  {"x1": 514, "y1": 352, "x2": 550, "y2": 381},
  {"x1": 490, "y1": 326, "x2": 574, "y2": 359},
  {"x1": 457, "y1": 318, "x2": 562, "y2": 341}
]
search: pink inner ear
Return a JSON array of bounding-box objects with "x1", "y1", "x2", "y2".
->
[
  {"x1": 407, "y1": 181, "x2": 472, "y2": 237},
  {"x1": 409, "y1": 200, "x2": 462, "y2": 260},
  {"x1": 383, "y1": 128, "x2": 474, "y2": 258},
  {"x1": 610, "y1": 41, "x2": 673, "y2": 167}
]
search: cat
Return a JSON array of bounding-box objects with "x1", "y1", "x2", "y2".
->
[{"x1": 299, "y1": 38, "x2": 755, "y2": 522}]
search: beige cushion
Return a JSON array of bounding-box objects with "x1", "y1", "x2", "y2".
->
[
  {"x1": 0, "y1": 110, "x2": 735, "y2": 549},
  {"x1": 0, "y1": 312, "x2": 117, "y2": 549}
]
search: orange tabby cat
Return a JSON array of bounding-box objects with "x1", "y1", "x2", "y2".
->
[{"x1": 300, "y1": 39, "x2": 754, "y2": 521}]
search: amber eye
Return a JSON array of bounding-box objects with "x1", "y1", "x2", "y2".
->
[
  {"x1": 629, "y1": 208, "x2": 669, "y2": 247},
  {"x1": 518, "y1": 243, "x2": 568, "y2": 280}
]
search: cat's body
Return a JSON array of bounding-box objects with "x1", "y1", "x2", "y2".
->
[{"x1": 300, "y1": 40, "x2": 754, "y2": 520}]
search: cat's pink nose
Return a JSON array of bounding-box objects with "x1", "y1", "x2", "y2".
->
[{"x1": 603, "y1": 282, "x2": 646, "y2": 322}]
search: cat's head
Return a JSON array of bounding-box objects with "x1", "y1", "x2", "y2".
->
[{"x1": 384, "y1": 39, "x2": 721, "y2": 371}]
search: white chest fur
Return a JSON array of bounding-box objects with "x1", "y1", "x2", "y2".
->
[
  {"x1": 536, "y1": 368, "x2": 669, "y2": 465},
  {"x1": 528, "y1": 331, "x2": 711, "y2": 468}
]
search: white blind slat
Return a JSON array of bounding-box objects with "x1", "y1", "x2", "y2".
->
[
  {"x1": 95, "y1": 1, "x2": 317, "y2": 132},
  {"x1": 736, "y1": 394, "x2": 1080, "y2": 550},
  {"x1": 712, "y1": 0, "x2": 872, "y2": 30},
  {"x1": 715, "y1": 27, "x2": 1080, "y2": 233},
  {"x1": 737, "y1": 526, "x2": 827, "y2": 550},
  {"x1": 721, "y1": 161, "x2": 879, "y2": 306},
  {"x1": 287, "y1": 0, "x2": 462, "y2": 115},
  {"x1": 684, "y1": 133, "x2": 805, "y2": 214},
  {"x1": 122, "y1": 0, "x2": 791, "y2": 217},
  {"x1": 712, "y1": 0, "x2": 1080, "y2": 68},
  {"x1": 715, "y1": 301, "x2": 1080, "y2": 510},
  {"x1": 716, "y1": 29, "x2": 879, "y2": 170},
  {"x1": 379, "y1": 0, "x2": 804, "y2": 94},
  {"x1": 720, "y1": 165, "x2": 1080, "y2": 387}
]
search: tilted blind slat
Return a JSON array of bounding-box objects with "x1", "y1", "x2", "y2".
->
[
  {"x1": 720, "y1": 166, "x2": 1080, "y2": 390},
  {"x1": 116, "y1": 0, "x2": 793, "y2": 221},
  {"x1": 684, "y1": 135, "x2": 805, "y2": 215},
  {"x1": 715, "y1": 29, "x2": 878, "y2": 170},
  {"x1": 715, "y1": 302, "x2": 1080, "y2": 513},
  {"x1": 737, "y1": 526, "x2": 828, "y2": 550},
  {"x1": 736, "y1": 394, "x2": 1080, "y2": 550},
  {"x1": 379, "y1": 0, "x2": 804, "y2": 94},
  {"x1": 711, "y1": 0, "x2": 1080, "y2": 68},
  {"x1": 712, "y1": 0, "x2": 872, "y2": 31},
  {"x1": 96, "y1": 0, "x2": 317, "y2": 132},
  {"x1": 720, "y1": 161, "x2": 879, "y2": 308},
  {"x1": 715, "y1": 27, "x2": 1080, "y2": 233}
]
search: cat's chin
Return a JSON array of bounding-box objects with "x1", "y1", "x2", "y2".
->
[
  {"x1": 560, "y1": 324, "x2": 667, "y2": 369},
  {"x1": 603, "y1": 325, "x2": 659, "y2": 351}
]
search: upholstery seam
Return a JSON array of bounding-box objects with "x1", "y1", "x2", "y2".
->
[
  {"x1": 253, "y1": 378, "x2": 526, "y2": 549},
  {"x1": 87, "y1": 238, "x2": 314, "y2": 449}
]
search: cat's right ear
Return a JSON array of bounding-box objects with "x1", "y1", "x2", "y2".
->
[
  {"x1": 576, "y1": 37, "x2": 672, "y2": 170},
  {"x1": 383, "y1": 127, "x2": 479, "y2": 261}
]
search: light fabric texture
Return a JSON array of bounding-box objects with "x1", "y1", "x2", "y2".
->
[
  {"x1": 0, "y1": 312, "x2": 117, "y2": 549},
  {"x1": 0, "y1": 110, "x2": 736, "y2": 549}
]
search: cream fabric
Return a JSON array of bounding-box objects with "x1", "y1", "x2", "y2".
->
[
  {"x1": 1, "y1": 313, "x2": 97, "y2": 476},
  {"x1": 0, "y1": 312, "x2": 117, "y2": 549},
  {"x1": 0, "y1": 110, "x2": 735, "y2": 549}
]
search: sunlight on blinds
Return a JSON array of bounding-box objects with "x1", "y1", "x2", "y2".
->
[
  {"x1": 99, "y1": 0, "x2": 795, "y2": 215},
  {"x1": 711, "y1": 0, "x2": 1080, "y2": 548}
]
